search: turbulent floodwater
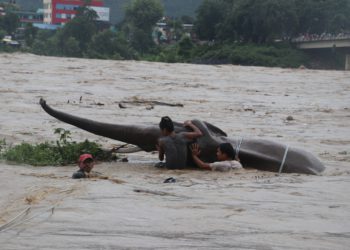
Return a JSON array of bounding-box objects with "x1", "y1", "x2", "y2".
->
[{"x1": 0, "y1": 53, "x2": 349, "y2": 249}]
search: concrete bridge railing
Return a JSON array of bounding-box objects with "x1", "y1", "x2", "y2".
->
[
  {"x1": 294, "y1": 39, "x2": 350, "y2": 49},
  {"x1": 292, "y1": 35, "x2": 350, "y2": 70}
]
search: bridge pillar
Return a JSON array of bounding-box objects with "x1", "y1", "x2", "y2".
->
[{"x1": 346, "y1": 54, "x2": 350, "y2": 71}]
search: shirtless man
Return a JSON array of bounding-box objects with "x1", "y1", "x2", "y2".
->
[
  {"x1": 156, "y1": 116, "x2": 202, "y2": 169},
  {"x1": 191, "y1": 143, "x2": 242, "y2": 172}
]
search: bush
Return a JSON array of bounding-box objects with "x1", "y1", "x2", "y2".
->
[
  {"x1": 63, "y1": 36, "x2": 81, "y2": 57},
  {"x1": 31, "y1": 39, "x2": 48, "y2": 55},
  {"x1": 85, "y1": 30, "x2": 137, "y2": 60},
  {"x1": 178, "y1": 36, "x2": 194, "y2": 58},
  {"x1": 0, "y1": 29, "x2": 5, "y2": 40},
  {"x1": 191, "y1": 43, "x2": 308, "y2": 68},
  {"x1": 0, "y1": 43, "x2": 19, "y2": 53},
  {"x1": 158, "y1": 45, "x2": 183, "y2": 63},
  {"x1": 0, "y1": 128, "x2": 113, "y2": 166}
]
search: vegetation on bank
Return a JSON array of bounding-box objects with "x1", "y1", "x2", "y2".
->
[
  {"x1": 1, "y1": 0, "x2": 350, "y2": 69},
  {"x1": 145, "y1": 41, "x2": 308, "y2": 68},
  {"x1": 0, "y1": 129, "x2": 113, "y2": 166}
]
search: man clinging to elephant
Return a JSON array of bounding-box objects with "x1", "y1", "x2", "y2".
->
[{"x1": 156, "y1": 116, "x2": 202, "y2": 169}]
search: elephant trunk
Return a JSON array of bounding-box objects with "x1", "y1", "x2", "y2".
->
[{"x1": 40, "y1": 99, "x2": 159, "y2": 152}]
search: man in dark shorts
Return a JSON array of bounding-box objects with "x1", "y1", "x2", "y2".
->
[{"x1": 156, "y1": 116, "x2": 202, "y2": 169}]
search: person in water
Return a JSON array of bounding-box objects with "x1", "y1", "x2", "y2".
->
[
  {"x1": 72, "y1": 154, "x2": 97, "y2": 179},
  {"x1": 190, "y1": 143, "x2": 242, "y2": 172},
  {"x1": 156, "y1": 116, "x2": 202, "y2": 169}
]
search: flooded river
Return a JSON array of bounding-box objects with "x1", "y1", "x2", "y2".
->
[{"x1": 0, "y1": 53, "x2": 349, "y2": 249}]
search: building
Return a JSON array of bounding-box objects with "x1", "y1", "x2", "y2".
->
[
  {"x1": 43, "y1": 0, "x2": 109, "y2": 25},
  {"x1": 12, "y1": 9, "x2": 44, "y2": 25}
]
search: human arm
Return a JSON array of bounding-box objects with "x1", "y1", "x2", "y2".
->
[
  {"x1": 156, "y1": 139, "x2": 165, "y2": 161},
  {"x1": 183, "y1": 120, "x2": 203, "y2": 140},
  {"x1": 190, "y1": 144, "x2": 211, "y2": 170}
]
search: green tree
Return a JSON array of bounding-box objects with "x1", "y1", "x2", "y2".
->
[
  {"x1": 295, "y1": 0, "x2": 350, "y2": 34},
  {"x1": 0, "y1": 29, "x2": 5, "y2": 40},
  {"x1": 76, "y1": 1, "x2": 98, "y2": 21},
  {"x1": 178, "y1": 35, "x2": 194, "y2": 58},
  {"x1": 328, "y1": 13, "x2": 348, "y2": 32},
  {"x1": 32, "y1": 32, "x2": 61, "y2": 56},
  {"x1": 86, "y1": 29, "x2": 137, "y2": 59},
  {"x1": 35, "y1": 29, "x2": 56, "y2": 41},
  {"x1": 30, "y1": 30, "x2": 53, "y2": 55},
  {"x1": 125, "y1": 0, "x2": 163, "y2": 30},
  {"x1": 0, "y1": 2, "x2": 19, "y2": 12},
  {"x1": 56, "y1": 7, "x2": 98, "y2": 54},
  {"x1": 46, "y1": 36, "x2": 61, "y2": 56},
  {"x1": 31, "y1": 39, "x2": 48, "y2": 55},
  {"x1": 123, "y1": 0, "x2": 163, "y2": 53},
  {"x1": 295, "y1": 0, "x2": 327, "y2": 34},
  {"x1": 181, "y1": 15, "x2": 194, "y2": 24},
  {"x1": 233, "y1": 0, "x2": 298, "y2": 43},
  {"x1": 195, "y1": 0, "x2": 228, "y2": 41},
  {"x1": 63, "y1": 36, "x2": 81, "y2": 57},
  {"x1": 327, "y1": 0, "x2": 350, "y2": 32},
  {"x1": 24, "y1": 23, "x2": 38, "y2": 47},
  {"x1": 0, "y1": 12, "x2": 19, "y2": 34}
]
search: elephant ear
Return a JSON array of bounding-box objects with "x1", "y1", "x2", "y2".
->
[
  {"x1": 203, "y1": 122, "x2": 227, "y2": 137},
  {"x1": 169, "y1": 121, "x2": 227, "y2": 137}
]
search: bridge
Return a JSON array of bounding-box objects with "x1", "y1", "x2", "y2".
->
[{"x1": 292, "y1": 35, "x2": 350, "y2": 70}]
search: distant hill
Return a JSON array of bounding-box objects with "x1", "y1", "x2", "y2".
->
[{"x1": 1, "y1": 0, "x2": 203, "y2": 24}]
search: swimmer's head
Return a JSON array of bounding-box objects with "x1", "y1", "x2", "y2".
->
[
  {"x1": 159, "y1": 116, "x2": 174, "y2": 135},
  {"x1": 78, "y1": 154, "x2": 94, "y2": 172},
  {"x1": 217, "y1": 143, "x2": 235, "y2": 161}
]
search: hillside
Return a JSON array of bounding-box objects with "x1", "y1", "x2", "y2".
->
[{"x1": 1, "y1": 0, "x2": 203, "y2": 23}]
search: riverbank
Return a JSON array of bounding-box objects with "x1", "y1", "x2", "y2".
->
[{"x1": 2, "y1": 42, "x2": 345, "y2": 71}]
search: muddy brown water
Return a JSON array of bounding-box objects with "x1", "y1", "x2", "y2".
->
[{"x1": 0, "y1": 53, "x2": 349, "y2": 249}]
